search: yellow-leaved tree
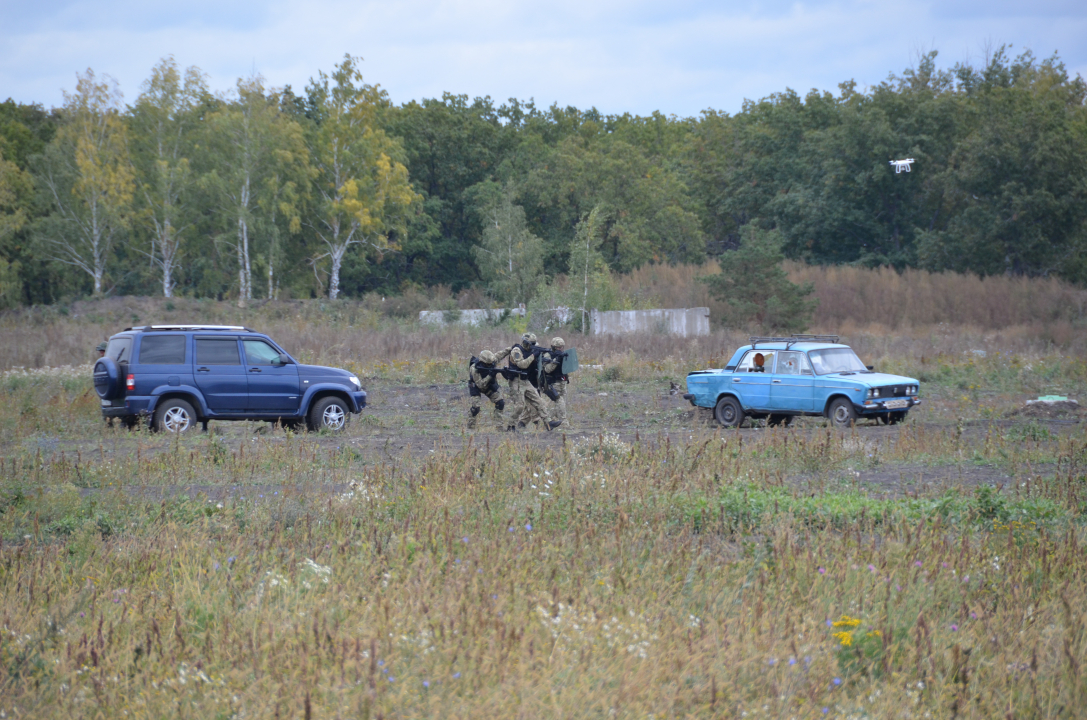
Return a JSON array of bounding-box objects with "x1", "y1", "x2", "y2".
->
[
  {"x1": 305, "y1": 55, "x2": 417, "y2": 299},
  {"x1": 35, "y1": 70, "x2": 134, "y2": 295}
]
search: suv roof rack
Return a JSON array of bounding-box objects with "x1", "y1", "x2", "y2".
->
[
  {"x1": 123, "y1": 325, "x2": 255, "y2": 332},
  {"x1": 750, "y1": 334, "x2": 840, "y2": 349}
]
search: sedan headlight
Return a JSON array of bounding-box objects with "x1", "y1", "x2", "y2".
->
[
  {"x1": 872, "y1": 388, "x2": 881, "y2": 398},
  {"x1": 348, "y1": 375, "x2": 362, "y2": 389}
]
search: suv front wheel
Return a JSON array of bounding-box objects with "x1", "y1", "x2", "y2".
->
[
  {"x1": 309, "y1": 396, "x2": 349, "y2": 432},
  {"x1": 154, "y1": 398, "x2": 197, "y2": 434}
]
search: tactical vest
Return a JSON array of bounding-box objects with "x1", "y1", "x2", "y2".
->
[{"x1": 509, "y1": 344, "x2": 540, "y2": 385}]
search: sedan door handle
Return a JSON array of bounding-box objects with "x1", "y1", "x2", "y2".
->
[
  {"x1": 732, "y1": 378, "x2": 741, "y2": 383},
  {"x1": 249, "y1": 367, "x2": 262, "y2": 373},
  {"x1": 772, "y1": 379, "x2": 782, "y2": 383},
  {"x1": 197, "y1": 367, "x2": 210, "y2": 372}
]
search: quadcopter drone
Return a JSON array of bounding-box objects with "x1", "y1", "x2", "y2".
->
[{"x1": 890, "y1": 158, "x2": 915, "y2": 173}]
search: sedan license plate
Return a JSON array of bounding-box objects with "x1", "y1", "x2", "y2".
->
[{"x1": 884, "y1": 399, "x2": 908, "y2": 409}]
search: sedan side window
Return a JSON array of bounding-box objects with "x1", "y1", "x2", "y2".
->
[
  {"x1": 736, "y1": 350, "x2": 775, "y2": 373},
  {"x1": 776, "y1": 351, "x2": 803, "y2": 375},
  {"x1": 243, "y1": 340, "x2": 283, "y2": 366}
]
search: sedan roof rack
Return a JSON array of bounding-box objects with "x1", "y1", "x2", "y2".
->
[
  {"x1": 750, "y1": 334, "x2": 840, "y2": 349},
  {"x1": 123, "y1": 324, "x2": 254, "y2": 332}
]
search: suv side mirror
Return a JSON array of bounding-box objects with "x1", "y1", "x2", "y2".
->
[{"x1": 274, "y1": 353, "x2": 292, "y2": 366}]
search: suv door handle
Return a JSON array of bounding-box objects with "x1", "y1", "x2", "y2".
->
[
  {"x1": 197, "y1": 367, "x2": 210, "y2": 372},
  {"x1": 249, "y1": 367, "x2": 262, "y2": 373}
]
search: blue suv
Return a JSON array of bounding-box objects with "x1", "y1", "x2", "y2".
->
[
  {"x1": 93, "y1": 325, "x2": 367, "y2": 433},
  {"x1": 684, "y1": 335, "x2": 921, "y2": 428}
]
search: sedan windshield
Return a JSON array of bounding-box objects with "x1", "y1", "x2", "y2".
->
[{"x1": 808, "y1": 348, "x2": 867, "y2": 375}]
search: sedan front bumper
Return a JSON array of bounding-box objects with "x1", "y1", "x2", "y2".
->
[{"x1": 859, "y1": 397, "x2": 921, "y2": 414}]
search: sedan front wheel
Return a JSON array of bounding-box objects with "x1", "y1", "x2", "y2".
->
[{"x1": 828, "y1": 398, "x2": 857, "y2": 429}]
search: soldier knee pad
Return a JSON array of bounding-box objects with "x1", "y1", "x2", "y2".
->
[
  {"x1": 470, "y1": 406, "x2": 480, "y2": 417},
  {"x1": 495, "y1": 399, "x2": 505, "y2": 412}
]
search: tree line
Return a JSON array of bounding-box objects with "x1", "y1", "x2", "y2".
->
[{"x1": 1, "y1": 47, "x2": 1084, "y2": 312}]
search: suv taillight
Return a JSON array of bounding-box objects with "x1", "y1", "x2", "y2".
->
[{"x1": 126, "y1": 374, "x2": 135, "y2": 391}]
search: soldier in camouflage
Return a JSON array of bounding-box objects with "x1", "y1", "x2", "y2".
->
[
  {"x1": 540, "y1": 337, "x2": 568, "y2": 427},
  {"x1": 508, "y1": 332, "x2": 556, "y2": 430},
  {"x1": 467, "y1": 350, "x2": 506, "y2": 429}
]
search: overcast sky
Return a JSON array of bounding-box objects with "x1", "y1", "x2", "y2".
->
[{"x1": 2, "y1": 0, "x2": 1084, "y2": 117}]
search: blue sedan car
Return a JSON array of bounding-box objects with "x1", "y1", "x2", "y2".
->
[{"x1": 684, "y1": 335, "x2": 921, "y2": 428}]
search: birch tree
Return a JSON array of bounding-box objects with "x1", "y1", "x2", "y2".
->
[
  {"x1": 569, "y1": 205, "x2": 609, "y2": 330},
  {"x1": 472, "y1": 183, "x2": 543, "y2": 306},
  {"x1": 203, "y1": 75, "x2": 308, "y2": 305},
  {"x1": 130, "y1": 57, "x2": 208, "y2": 297},
  {"x1": 34, "y1": 70, "x2": 133, "y2": 295},
  {"x1": 306, "y1": 55, "x2": 416, "y2": 299}
]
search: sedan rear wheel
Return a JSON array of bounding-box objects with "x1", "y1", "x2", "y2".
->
[{"x1": 714, "y1": 396, "x2": 743, "y2": 428}]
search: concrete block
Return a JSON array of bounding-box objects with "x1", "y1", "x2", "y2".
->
[{"x1": 589, "y1": 308, "x2": 710, "y2": 336}]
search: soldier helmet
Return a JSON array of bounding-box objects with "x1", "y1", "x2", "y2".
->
[
  {"x1": 96, "y1": 342, "x2": 108, "y2": 353},
  {"x1": 550, "y1": 337, "x2": 565, "y2": 350},
  {"x1": 479, "y1": 350, "x2": 496, "y2": 364},
  {"x1": 520, "y1": 332, "x2": 537, "y2": 347}
]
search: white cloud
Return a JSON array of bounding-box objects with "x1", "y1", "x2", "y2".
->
[{"x1": 1, "y1": 0, "x2": 1084, "y2": 115}]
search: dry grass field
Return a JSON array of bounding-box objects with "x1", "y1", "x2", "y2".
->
[{"x1": 2, "y1": 268, "x2": 1087, "y2": 718}]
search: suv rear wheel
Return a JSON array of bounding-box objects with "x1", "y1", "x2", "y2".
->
[
  {"x1": 154, "y1": 398, "x2": 197, "y2": 434},
  {"x1": 309, "y1": 396, "x2": 349, "y2": 432}
]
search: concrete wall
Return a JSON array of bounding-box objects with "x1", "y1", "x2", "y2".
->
[
  {"x1": 419, "y1": 307, "x2": 525, "y2": 326},
  {"x1": 590, "y1": 308, "x2": 710, "y2": 336}
]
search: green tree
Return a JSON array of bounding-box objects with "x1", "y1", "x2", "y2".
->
[
  {"x1": 916, "y1": 49, "x2": 1087, "y2": 280},
  {"x1": 34, "y1": 70, "x2": 134, "y2": 296},
  {"x1": 305, "y1": 55, "x2": 417, "y2": 299},
  {"x1": 522, "y1": 135, "x2": 704, "y2": 272},
  {"x1": 0, "y1": 147, "x2": 31, "y2": 308},
  {"x1": 130, "y1": 57, "x2": 209, "y2": 297},
  {"x1": 472, "y1": 182, "x2": 543, "y2": 306},
  {"x1": 703, "y1": 226, "x2": 815, "y2": 332}
]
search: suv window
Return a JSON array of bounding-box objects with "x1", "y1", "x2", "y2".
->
[
  {"x1": 775, "y1": 351, "x2": 812, "y2": 376},
  {"x1": 243, "y1": 339, "x2": 282, "y2": 365},
  {"x1": 736, "y1": 350, "x2": 775, "y2": 373},
  {"x1": 138, "y1": 335, "x2": 187, "y2": 365},
  {"x1": 196, "y1": 338, "x2": 241, "y2": 365},
  {"x1": 105, "y1": 337, "x2": 133, "y2": 363}
]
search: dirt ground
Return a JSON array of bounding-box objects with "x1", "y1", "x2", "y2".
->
[{"x1": 27, "y1": 379, "x2": 1078, "y2": 501}]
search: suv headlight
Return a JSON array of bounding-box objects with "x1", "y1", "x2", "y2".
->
[{"x1": 348, "y1": 375, "x2": 361, "y2": 390}]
